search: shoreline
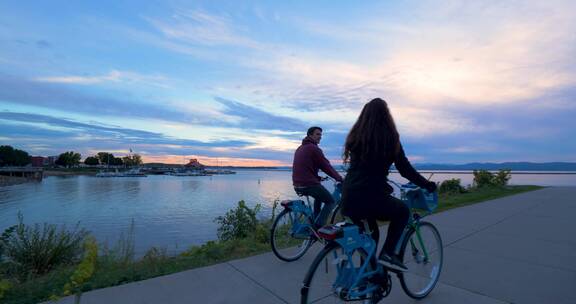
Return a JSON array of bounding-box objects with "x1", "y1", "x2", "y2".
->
[
  {"x1": 43, "y1": 169, "x2": 97, "y2": 176},
  {"x1": 0, "y1": 176, "x2": 29, "y2": 187}
]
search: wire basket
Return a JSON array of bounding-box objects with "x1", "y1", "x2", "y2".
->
[{"x1": 403, "y1": 187, "x2": 438, "y2": 212}]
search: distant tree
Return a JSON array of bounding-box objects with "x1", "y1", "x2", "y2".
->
[
  {"x1": 56, "y1": 151, "x2": 81, "y2": 168},
  {"x1": 133, "y1": 154, "x2": 142, "y2": 166},
  {"x1": 122, "y1": 154, "x2": 143, "y2": 167},
  {"x1": 96, "y1": 152, "x2": 114, "y2": 165},
  {"x1": 111, "y1": 157, "x2": 123, "y2": 166},
  {"x1": 0, "y1": 145, "x2": 31, "y2": 167},
  {"x1": 439, "y1": 178, "x2": 465, "y2": 194},
  {"x1": 472, "y1": 170, "x2": 493, "y2": 188},
  {"x1": 473, "y1": 169, "x2": 512, "y2": 188},
  {"x1": 84, "y1": 156, "x2": 100, "y2": 166},
  {"x1": 493, "y1": 169, "x2": 512, "y2": 186}
]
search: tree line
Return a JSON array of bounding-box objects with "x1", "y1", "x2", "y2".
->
[
  {"x1": 0, "y1": 145, "x2": 142, "y2": 168},
  {"x1": 84, "y1": 152, "x2": 142, "y2": 167}
]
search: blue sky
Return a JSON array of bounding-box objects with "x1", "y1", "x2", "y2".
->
[{"x1": 1, "y1": 0, "x2": 575, "y2": 166}]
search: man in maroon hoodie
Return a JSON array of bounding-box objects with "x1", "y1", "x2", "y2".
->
[{"x1": 292, "y1": 126, "x2": 343, "y2": 228}]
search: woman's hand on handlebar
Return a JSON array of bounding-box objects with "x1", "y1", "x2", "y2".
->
[{"x1": 424, "y1": 181, "x2": 437, "y2": 193}]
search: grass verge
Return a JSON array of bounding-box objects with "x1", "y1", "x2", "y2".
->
[{"x1": 436, "y1": 185, "x2": 543, "y2": 212}]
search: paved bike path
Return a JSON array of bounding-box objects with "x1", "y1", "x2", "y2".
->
[{"x1": 50, "y1": 187, "x2": 576, "y2": 304}]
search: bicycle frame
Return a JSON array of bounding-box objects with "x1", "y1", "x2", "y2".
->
[
  {"x1": 331, "y1": 224, "x2": 381, "y2": 299},
  {"x1": 282, "y1": 182, "x2": 342, "y2": 237}
]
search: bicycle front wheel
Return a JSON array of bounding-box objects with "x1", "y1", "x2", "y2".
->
[
  {"x1": 301, "y1": 243, "x2": 378, "y2": 304},
  {"x1": 398, "y1": 221, "x2": 443, "y2": 299},
  {"x1": 270, "y1": 209, "x2": 314, "y2": 262}
]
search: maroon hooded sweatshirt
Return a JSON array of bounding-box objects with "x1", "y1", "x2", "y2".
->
[{"x1": 292, "y1": 137, "x2": 343, "y2": 187}]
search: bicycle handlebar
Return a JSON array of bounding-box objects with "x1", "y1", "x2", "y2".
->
[{"x1": 320, "y1": 176, "x2": 341, "y2": 184}]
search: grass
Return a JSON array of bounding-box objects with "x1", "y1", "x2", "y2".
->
[
  {"x1": 0, "y1": 185, "x2": 543, "y2": 304},
  {"x1": 436, "y1": 185, "x2": 543, "y2": 212},
  {"x1": 44, "y1": 168, "x2": 100, "y2": 176},
  {"x1": 0, "y1": 238, "x2": 272, "y2": 304}
]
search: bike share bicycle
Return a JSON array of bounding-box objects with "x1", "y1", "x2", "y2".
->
[
  {"x1": 270, "y1": 177, "x2": 343, "y2": 262},
  {"x1": 300, "y1": 181, "x2": 443, "y2": 303}
]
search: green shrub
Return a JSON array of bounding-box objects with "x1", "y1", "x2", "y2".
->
[
  {"x1": 254, "y1": 223, "x2": 270, "y2": 244},
  {"x1": 0, "y1": 279, "x2": 12, "y2": 300},
  {"x1": 473, "y1": 169, "x2": 512, "y2": 188},
  {"x1": 0, "y1": 214, "x2": 88, "y2": 280},
  {"x1": 473, "y1": 170, "x2": 494, "y2": 188},
  {"x1": 439, "y1": 178, "x2": 465, "y2": 194},
  {"x1": 58, "y1": 236, "x2": 98, "y2": 304},
  {"x1": 494, "y1": 169, "x2": 512, "y2": 186},
  {"x1": 0, "y1": 225, "x2": 17, "y2": 263},
  {"x1": 214, "y1": 201, "x2": 262, "y2": 241}
]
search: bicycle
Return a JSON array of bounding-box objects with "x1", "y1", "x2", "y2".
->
[
  {"x1": 270, "y1": 177, "x2": 344, "y2": 262},
  {"x1": 300, "y1": 181, "x2": 443, "y2": 303}
]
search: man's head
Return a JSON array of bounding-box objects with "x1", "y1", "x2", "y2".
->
[{"x1": 307, "y1": 126, "x2": 323, "y2": 144}]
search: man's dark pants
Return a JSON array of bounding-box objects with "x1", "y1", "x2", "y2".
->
[{"x1": 295, "y1": 184, "x2": 335, "y2": 228}]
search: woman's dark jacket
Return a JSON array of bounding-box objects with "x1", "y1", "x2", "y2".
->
[{"x1": 341, "y1": 143, "x2": 429, "y2": 218}]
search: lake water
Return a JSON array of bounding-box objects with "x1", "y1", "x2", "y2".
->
[{"x1": 1, "y1": 170, "x2": 575, "y2": 255}]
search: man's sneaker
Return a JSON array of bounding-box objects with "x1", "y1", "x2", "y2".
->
[{"x1": 378, "y1": 253, "x2": 407, "y2": 271}]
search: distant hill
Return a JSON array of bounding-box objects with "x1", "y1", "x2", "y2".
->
[{"x1": 410, "y1": 162, "x2": 576, "y2": 171}]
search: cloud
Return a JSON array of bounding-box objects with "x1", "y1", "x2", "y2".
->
[
  {"x1": 228, "y1": 0, "x2": 576, "y2": 113},
  {"x1": 34, "y1": 70, "x2": 171, "y2": 88},
  {"x1": 0, "y1": 111, "x2": 253, "y2": 152},
  {"x1": 145, "y1": 10, "x2": 263, "y2": 49},
  {"x1": 0, "y1": 122, "x2": 75, "y2": 139},
  {"x1": 0, "y1": 75, "x2": 311, "y2": 133},
  {"x1": 0, "y1": 111, "x2": 335, "y2": 163},
  {"x1": 0, "y1": 74, "x2": 213, "y2": 125},
  {"x1": 35, "y1": 40, "x2": 52, "y2": 49},
  {"x1": 215, "y1": 97, "x2": 307, "y2": 131},
  {"x1": 2, "y1": 1, "x2": 574, "y2": 164}
]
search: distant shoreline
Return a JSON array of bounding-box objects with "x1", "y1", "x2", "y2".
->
[
  {"x1": 44, "y1": 169, "x2": 97, "y2": 176},
  {"x1": 412, "y1": 170, "x2": 576, "y2": 175},
  {"x1": 37, "y1": 168, "x2": 576, "y2": 176},
  {"x1": 0, "y1": 175, "x2": 28, "y2": 187}
]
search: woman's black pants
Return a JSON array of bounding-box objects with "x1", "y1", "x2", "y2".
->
[{"x1": 351, "y1": 195, "x2": 410, "y2": 257}]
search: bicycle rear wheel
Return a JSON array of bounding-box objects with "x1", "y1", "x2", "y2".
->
[
  {"x1": 398, "y1": 221, "x2": 443, "y2": 299},
  {"x1": 270, "y1": 209, "x2": 314, "y2": 262},
  {"x1": 301, "y1": 243, "x2": 379, "y2": 304}
]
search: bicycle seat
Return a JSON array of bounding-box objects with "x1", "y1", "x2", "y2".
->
[{"x1": 294, "y1": 186, "x2": 308, "y2": 197}]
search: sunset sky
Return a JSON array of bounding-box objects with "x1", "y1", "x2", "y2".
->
[{"x1": 1, "y1": 1, "x2": 575, "y2": 166}]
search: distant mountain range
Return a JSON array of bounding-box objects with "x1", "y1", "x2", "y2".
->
[
  {"x1": 274, "y1": 162, "x2": 576, "y2": 171},
  {"x1": 406, "y1": 162, "x2": 576, "y2": 171}
]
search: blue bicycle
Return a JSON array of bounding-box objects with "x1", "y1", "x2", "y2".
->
[
  {"x1": 300, "y1": 182, "x2": 443, "y2": 303},
  {"x1": 271, "y1": 179, "x2": 343, "y2": 262}
]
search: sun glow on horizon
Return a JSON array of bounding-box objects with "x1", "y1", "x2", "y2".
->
[{"x1": 142, "y1": 154, "x2": 290, "y2": 167}]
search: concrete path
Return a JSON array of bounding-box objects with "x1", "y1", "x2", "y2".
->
[{"x1": 51, "y1": 187, "x2": 576, "y2": 304}]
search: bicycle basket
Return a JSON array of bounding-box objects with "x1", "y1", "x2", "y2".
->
[{"x1": 404, "y1": 189, "x2": 438, "y2": 212}]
